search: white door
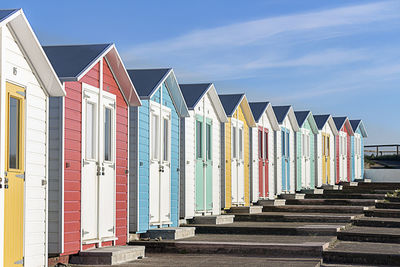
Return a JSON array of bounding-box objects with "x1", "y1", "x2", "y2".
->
[
  {"x1": 231, "y1": 120, "x2": 238, "y2": 204},
  {"x1": 82, "y1": 88, "x2": 99, "y2": 241},
  {"x1": 99, "y1": 94, "x2": 116, "y2": 239},
  {"x1": 354, "y1": 134, "x2": 361, "y2": 179},
  {"x1": 149, "y1": 101, "x2": 172, "y2": 225},
  {"x1": 301, "y1": 130, "x2": 311, "y2": 188},
  {"x1": 82, "y1": 84, "x2": 116, "y2": 242},
  {"x1": 231, "y1": 118, "x2": 245, "y2": 205}
]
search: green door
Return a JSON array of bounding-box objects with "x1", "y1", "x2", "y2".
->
[
  {"x1": 195, "y1": 116, "x2": 213, "y2": 212},
  {"x1": 195, "y1": 117, "x2": 204, "y2": 211}
]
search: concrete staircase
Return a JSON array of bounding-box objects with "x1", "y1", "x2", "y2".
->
[{"x1": 323, "y1": 182, "x2": 400, "y2": 265}]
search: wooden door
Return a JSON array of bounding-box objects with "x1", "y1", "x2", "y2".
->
[
  {"x1": 281, "y1": 129, "x2": 290, "y2": 192},
  {"x1": 205, "y1": 119, "x2": 213, "y2": 210},
  {"x1": 231, "y1": 121, "x2": 238, "y2": 204},
  {"x1": 4, "y1": 82, "x2": 25, "y2": 266},
  {"x1": 149, "y1": 101, "x2": 171, "y2": 225},
  {"x1": 195, "y1": 117, "x2": 204, "y2": 211},
  {"x1": 237, "y1": 122, "x2": 245, "y2": 204},
  {"x1": 258, "y1": 127, "x2": 268, "y2": 198},
  {"x1": 98, "y1": 94, "x2": 116, "y2": 239},
  {"x1": 82, "y1": 87, "x2": 99, "y2": 241}
]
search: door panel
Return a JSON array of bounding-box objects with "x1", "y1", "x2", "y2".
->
[
  {"x1": 286, "y1": 131, "x2": 290, "y2": 191},
  {"x1": 258, "y1": 128, "x2": 263, "y2": 197},
  {"x1": 195, "y1": 118, "x2": 204, "y2": 211},
  {"x1": 231, "y1": 123, "x2": 238, "y2": 204},
  {"x1": 237, "y1": 124, "x2": 245, "y2": 203},
  {"x1": 4, "y1": 82, "x2": 25, "y2": 267},
  {"x1": 149, "y1": 101, "x2": 171, "y2": 225},
  {"x1": 99, "y1": 97, "x2": 116, "y2": 239},
  {"x1": 82, "y1": 89, "x2": 99, "y2": 241},
  {"x1": 258, "y1": 127, "x2": 269, "y2": 198},
  {"x1": 205, "y1": 120, "x2": 213, "y2": 210}
]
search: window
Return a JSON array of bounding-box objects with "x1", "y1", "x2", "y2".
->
[
  {"x1": 282, "y1": 131, "x2": 285, "y2": 157},
  {"x1": 86, "y1": 102, "x2": 96, "y2": 159},
  {"x1": 104, "y1": 107, "x2": 112, "y2": 161},
  {"x1": 8, "y1": 97, "x2": 20, "y2": 169},
  {"x1": 286, "y1": 132, "x2": 290, "y2": 157},
  {"x1": 206, "y1": 123, "x2": 211, "y2": 160},
  {"x1": 151, "y1": 114, "x2": 159, "y2": 160},
  {"x1": 239, "y1": 128, "x2": 243, "y2": 160},
  {"x1": 232, "y1": 126, "x2": 237, "y2": 158},
  {"x1": 302, "y1": 134, "x2": 306, "y2": 157},
  {"x1": 196, "y1": 120, "x2": 203, "y2": 159},
  {"x1": 163, "y1": 118, "x2": 169, "y2": 161},
  {"x1": 264, "y1": 132, "x2": 268, "y2": 160}
]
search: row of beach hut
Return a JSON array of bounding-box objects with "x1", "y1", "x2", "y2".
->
[{"x1": 0, "y1": 9, "x2": 367, "y2": 266}]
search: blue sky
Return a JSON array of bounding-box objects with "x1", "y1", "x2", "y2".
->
[{"x1": 4, "y1": 0, "x2": 400, "y2": 144}]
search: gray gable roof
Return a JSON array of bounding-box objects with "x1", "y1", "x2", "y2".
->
[
  {"x1": 43, "y1": 44, "x2": 111, "y2": 81},
  {"x1": 294, "y1": 111, "x2": 310, "y2": 128},
  {"x1": 333, "y1": 116, "x2": 347, "y2": 131},
  {"x1": 180, "y1": 83, "x2": 211, "y2": 109},
  {"x1": 218, "y1": 94, "x2": 244, "y2": 117},
  {"x1": 127, "y1": 68, "x2": 170, "y2": 98},
  {"x1": 314, "y1": 114, "x2": 330, "y2": 130},
  {"x1": 0, "y1": 9, "x2": 19, "y2": 22},
  {"x1": 272, "y1": 105, "x2": 291, "y2": 124},
  {"x1": 249, "y1": 102, "x2": 270, "y2": 122}
]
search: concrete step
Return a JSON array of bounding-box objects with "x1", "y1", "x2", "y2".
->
[
  {"x1": 137, "y1": 253, "x2": 322, "y2": 267},
  {"x1": 234, "y1": 212, "x2": 357, "y2": 223},
  {"x1": 301, "y1": 188, "x2": 324, "y2": 195},
  {"x1": 189, "y1": 215, "x2": 234, "y2": 225},
  {"x1": 262, "y1": 205, "x2": 369, "y2": 214},
  {"x1": 69, "y1": 246, "x2": 145, "y2": 265},
  {"x1": 352, "y1": 217, "x2": 400, "y2": 228},
  {"x1": 364, "y1": 208, "x2": 400, "y2": 218},
  {"x1": 285, "y1": 198, "x2": 377, "y2": 206},
  {"x1": 279, "y1": 193, "x2": 305, "y2": 199},
  {"x1": 320, "y1": 185, "x2": 341, "y2": 190},
  {"x1": 385, "y1": 196, "x2": 400, "y2": 202},
  {"x1": 227, "y1": 205, "x2": 263, "y2": 214},
  {"x1": 130, "y1": 234, "x2": 334, "y2": 258},
  {"x1": 258, "y1": 199, "x2": 286, "y2": 206},
  {"x1": 305, "y1": 193, "x2": 386, "y2": 200},
  {"x1": 323, "y1": 241, "x2": 400, "y2": 265},
  {"x1": 191, "y1": 221, "x2": 347, "y2": 236},
  {"x1": 142, "y1": 227, "x2": 195, "y2": 240},
  {"x1": 338, "y1": 226, "x2": 400, "y2": 243},
  {"x1": 375, "y1": 201, "x2": 400, "y2": 209}
]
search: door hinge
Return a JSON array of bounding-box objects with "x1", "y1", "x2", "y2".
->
[
  {"x1": 41, "y1": 179, "x2": 47, "y2": 186},
  {"x1": 82, "y1": 159, "x2": 90, "y2": 166},
  {"x1": 82, "y1": 229, "x2": 89, "y2": 236},
  {"x1": 16, "y1": 173, "x2": 25, "y2": 180},
  {"x1": 108, "y1": 226, "x2": 114, "y2": 233},
  {"x1": 83, "y1": 92, "x2": 90, "y2": 99},
  {"x1": 109, "y1": 103, "x2": 115, "y2": 108},
  {"x1": 167, "y1": 213, "x2": 170, "y2": 218},
  {"x1": 110, "y1": 163, "x2": 116, "y2": 169},
  {"x1": 14, "y1": 257, "x2": 23, "y2": 265},
  {"x1": 17, "y1": 91, "x2": 26, "y2": 98}
]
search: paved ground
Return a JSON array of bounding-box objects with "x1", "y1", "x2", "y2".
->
[{"x1": 72, "y1": 253, "x2": 321, "y2": 267}]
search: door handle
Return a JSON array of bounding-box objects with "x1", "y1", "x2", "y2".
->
[{"x1": 4, "y1": 178, "x2": 8, "y2": 189}]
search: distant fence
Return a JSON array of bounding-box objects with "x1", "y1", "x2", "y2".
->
[{"x1": 365, "y1": 144, "x2": 400, "y2": 157}]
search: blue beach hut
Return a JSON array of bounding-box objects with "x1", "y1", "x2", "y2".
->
[
  {"x1": 127, "y1": 68, "x2": 189, "y2": 234},
  {"x1": 350, "y1": 120, "x2": 367, "y2": 181}
]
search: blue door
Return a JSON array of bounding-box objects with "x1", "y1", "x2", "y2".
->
[{"x1": 281, "y1": 128, "x2": 290, "y2": 192}]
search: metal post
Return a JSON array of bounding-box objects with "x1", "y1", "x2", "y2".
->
[
  {"x1": 376, "y1": 146, "x2": 378, "y2": 157},
  {"x1": 397, "y1": 145, "x2": 399, "y2": 156}
]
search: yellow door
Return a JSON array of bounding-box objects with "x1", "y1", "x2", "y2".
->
[{"x1": 4, "y1": 82, "x2": 25, "y2": 267}]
